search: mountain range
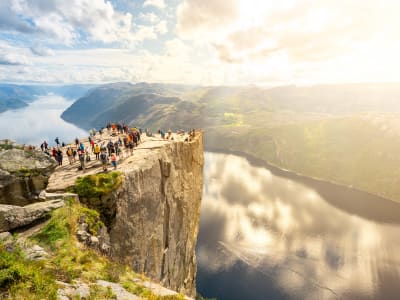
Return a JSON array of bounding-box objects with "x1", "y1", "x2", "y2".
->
[
  {"x1": 61, "y1": 82, "x2": 400, "y2": 202},
  {"x1": 0, "y1": 84, "x2": 95, "y2": 113}
]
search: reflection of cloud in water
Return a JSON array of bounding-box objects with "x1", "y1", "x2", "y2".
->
[
  {"x1": 198, "y1": 152, "x2": 400, "y2": 299},
  {"x1": 0, "y1": 95, "x2": 86, "y2": 146}
]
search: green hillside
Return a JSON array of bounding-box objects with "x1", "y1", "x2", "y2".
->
[{"x1": 62, "y1": 82, "x2": 400, "y2": 202}]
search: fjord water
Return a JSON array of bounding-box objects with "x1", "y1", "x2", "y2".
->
[
  {"x1": 196, "y1": 152, "x2": 400, "y2": 299},
  {"x1": 0, "y1": 95, "x2": 86, "y2": 146}
]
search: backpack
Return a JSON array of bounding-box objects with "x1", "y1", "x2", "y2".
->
[{"x1": 100, "y1": 153, "x2": 107, "y2": 162}]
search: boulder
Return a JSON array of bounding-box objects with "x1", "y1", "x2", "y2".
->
[
  {"x1": 25, "y1": 244, "x2": 48, "y2": 260},
  {"x1": 0, "y1": 149, "x2": 57, "y2": 205},
  {"x1": 0, "y1": 199, "x2": 64, "y2": 231}
]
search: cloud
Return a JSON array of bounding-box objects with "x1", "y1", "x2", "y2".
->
[
  {"x1": 155, "y1": 20, "x2": 168, "y2": 34},
  {"x1": 30, "y1": 45, "x2": 54, "y2": 56},
  {"x1": 0, "y1": 54, "x2": 28, "y2": 66},
  {"x1": 176, "y1": 0, "x2": 400, "y2": 66},
  {"x1": 0, "y1": 41, "x2": 31, "y2": 66},
  {"x1": 143, "y1": 0, "x2": 166, "y2": 9},
  {"x1": 139, "y1": 12, "x2": 160, "y2": 23},
  {"x1": 0, "y1": 0, "x2": 163, "y2": 46}
]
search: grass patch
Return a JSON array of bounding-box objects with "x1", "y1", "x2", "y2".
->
[
  {"x1": 32, "y1": 209, "x2": 70, "y2": 251},
  {"x1": 122, "y1": 281, "x2": 186, "y2": 300},
  {"x1": 88, "y1": 284, "x2": 116, "y2": 299},
  {"x1": 78, "y1": 206, "x2": 104, "y2": 235},
  {"x1": 71, "y1": 172, "x2": 123, "y2": 198},
  {"x1": 0, "y1": 243, "x2": 58, "y2": 299}
]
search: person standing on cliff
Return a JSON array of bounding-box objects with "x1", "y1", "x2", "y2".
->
[
  {"x1": 100, "y1": 150, "x2": 108, "y2": 171},
  {"x1": 111, "y1": 153, "x2": 117, "y2": 170}
]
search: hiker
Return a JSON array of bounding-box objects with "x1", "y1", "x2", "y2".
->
[
  {"x1": 166, "y1": 129, "x2": 172, "y2": 140},
  {"x1": 43, "y1": 141, "x2": 48, "y2": 150},
  {"x1": 52, "y1": 147, "x2": 57, "y2": 159},
  {"x1": 79, "y1": 142, "x2": 85, "y2": 151},
  {"x1": 57, "y1": 149, "x2": 63, "y2": 166},
  {"x1": 75, "y1": 138, "x2": 79, "y2": 148},
  {"x1": 78, "y1": 150, "x2": 85, "y2": 170},
  {"x1": 72, "y1": 149, "x2": 77, "y2": 162},
  {"x1": 100, "y1": 150, "x2": 108, "y2": 171},
  {"x1": 61, "y1": 142, "x2": 65, "y2": 147},
  {"x1": 107, "y1": 140, "x2": 113, "y2": 156},
  {"x1": 94, "y1": 144, "x2": 100, "y2": 160},
  {"x1": 54, "y1": 137, "x2": 60, "y2": 146},
  {"x1": 111, "y1": 153, "x2": 117, "y2": 170},
  {"x1": 85, "y1": 151, "x2": 91, "y2": 162},
  {"x1": 66, "y1": 147, "x2": 74, "y2": 165},
  {"x1": 159, "y1": 129, "x2": 165, "y2": 139},
  {"x1": 90, "y1": 139, "x2": 95, "y2": 152},
  {"x1": 40, "y1": 142, "x2": 44, "y2": 151},
  {"x1": 128, "y1": 140, "x2": 134, "y2": 156}
]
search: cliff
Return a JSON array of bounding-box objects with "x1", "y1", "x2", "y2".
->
[{"x1": 46, "y1": 131, "x2": 204, "y2": 297}]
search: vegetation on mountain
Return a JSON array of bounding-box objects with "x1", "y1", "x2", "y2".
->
[
  {"x1": 1, "y1": 198, "x2": 189, "y2": 299},
  {"x1": 62, "y1": 82, "x2": 400, "y2": 202}
]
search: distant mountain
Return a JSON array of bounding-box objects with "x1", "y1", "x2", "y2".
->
[
  {"x1": 0, "y1": 83, "x2": 95, "y2": 113},
  {"x1": 61, "y1": 81, "x2": 400, "y2": 202}
]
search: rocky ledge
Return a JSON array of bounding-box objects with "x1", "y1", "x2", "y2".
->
[
  {"x1": 0, "y1": 143, "x2": 57, "y2": 206},
  {"x1": 46, "y1": 130, "x2": 204, "y2": 297}
]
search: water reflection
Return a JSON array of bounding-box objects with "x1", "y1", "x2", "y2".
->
[
  {"x1": 0, "y1": 95, "x2": 86, "y2": 146},
  {"x1": 197, "y1": 152, "x2": 400, "y2": 299}
]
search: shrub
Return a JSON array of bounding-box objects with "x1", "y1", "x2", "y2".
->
[{"x1": 72, "y1": 172, "x2": 122, "y2": 198}]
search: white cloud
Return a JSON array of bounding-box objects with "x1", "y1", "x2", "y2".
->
[
  {"x1": 139, "y1": 12, "x2": 160, "y2": 23},
  {"x1": 0, "y1": 0, "x2": 164, "y2": 46},
  {"x1": 155, "y1": 20, "x2": 168, "y2": 34},
  {"x1": 143, "y1": 0, "x2": 166, "y2": 9},
  {"x1": 30, "y1": 45, "x2": 55, "y2": 57},
  {"x1": 0, "y1": 41, "x2": 31, "y2": 66}
]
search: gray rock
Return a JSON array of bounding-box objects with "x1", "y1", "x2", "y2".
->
[
  {"x1": 0, "y1": 231, "x2": 13, "y2": 252},
  {"x1": 109, "y1": 133, "x2": 203, "y2": 297},
  {"x1": 25, "y1": 244, "x2": 48, "y2": 260},
  {"x1": 0, "y1": 149, "x2": 56, "y2": 173},
  {"x1": 0, "y1": 199, "x2": 65, "y2": 231},
  {"x1": 0, "y1": 148, "x2": 57, "y2": 205},
  {"x1": 90, "y1": 236, "x2": 99, "y2": 246},
  {"x1": 96, "y1": 280, "x2": 141, "y2": 300},
  {"x1": 76, "y1": 230, "x2": 90, "y2": 242},
  {"x1": 73, "y1": 283, "x2": 90, "y2": 299}
]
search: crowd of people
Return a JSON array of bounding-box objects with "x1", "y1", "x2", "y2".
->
[{"x1": 38, "y1": 123, "x2": 197, "y2": 173}]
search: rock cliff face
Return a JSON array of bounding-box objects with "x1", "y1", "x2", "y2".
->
[{"x1": 109, "y1": 134, "x2": 203, "y2": 297}]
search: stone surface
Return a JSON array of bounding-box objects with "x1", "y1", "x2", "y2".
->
[
  {"x1": 0, "y1": 148, "x2": 57, "y2": 205},
  {"x1": 0, "y1": 231, "x2": 13, "y2": 251},
  {"x1": 0, "y1": 199, "x2": 64, "y2": 231},
  {"x1": 109, "y1": 133, "x2": 203, "y2": 297},
  {"x1": 96, "y1": 280, "x2": 141, "y2": 300},
  {"x1": 25, "y1": 244, "x2": 48, "y2": 260}
]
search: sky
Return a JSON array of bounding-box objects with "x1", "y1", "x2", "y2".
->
[{"x1": 0, "y1": 0, "x2": 399, "y2": 86}]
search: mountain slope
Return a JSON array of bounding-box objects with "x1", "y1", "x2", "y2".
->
[{"x1": 61, "y1": 82, "x2": 400, "y2": 202}]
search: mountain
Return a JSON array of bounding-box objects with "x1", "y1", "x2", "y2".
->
[
  {"x1": 62, "y1": 82, "x2": 400, "y2": 202},
  {"x1": 0, "y1": 83, "x2": 95, "y2": 113}
]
